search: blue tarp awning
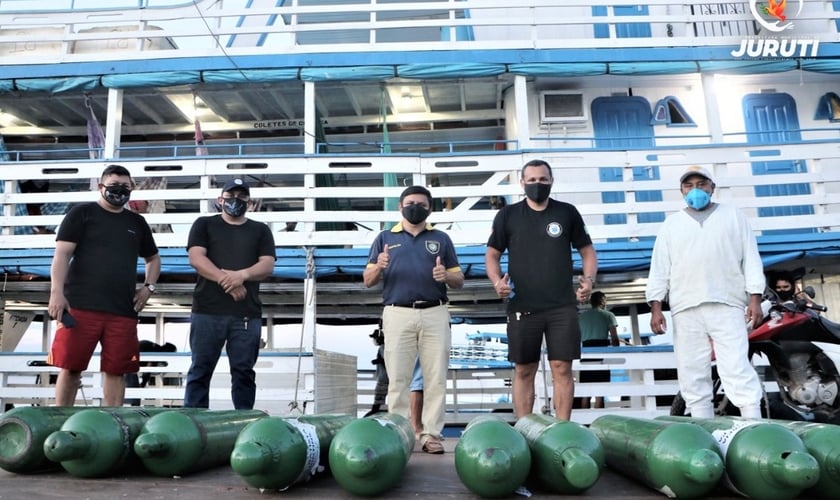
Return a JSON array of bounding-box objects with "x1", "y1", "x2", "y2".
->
[
  {"x1": 2, "y1": 56, "x2": 839, "y2": 95},
  {"x1": 13, "y1": 77, "x2": 100, "y2": 93},
  {"x1": 101, "y1": 71, "x2": 202, "y2": 89},
  {"x1": 3, "y1": 231, "x2": 840, "y2": 279}
]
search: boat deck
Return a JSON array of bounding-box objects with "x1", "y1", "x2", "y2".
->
[{"x1": 0, "y1": 437, "x2": 747, "y2": 500}]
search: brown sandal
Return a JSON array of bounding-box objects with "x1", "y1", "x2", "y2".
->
[{"x1": 422, "y1": 439, "x2": 445, "y2": 454}]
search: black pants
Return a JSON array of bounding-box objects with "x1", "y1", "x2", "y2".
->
[{"x1": 580, "y1": 339, "x2": 610, "y2": 383}]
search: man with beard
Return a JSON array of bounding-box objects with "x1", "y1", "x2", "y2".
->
[{"x1": 485, "y1": 159, "x2": 598, "y2": 420}]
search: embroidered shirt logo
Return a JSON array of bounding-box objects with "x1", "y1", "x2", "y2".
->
[
  {"x1": 425, "y1": 240, "x2": 441, "y2": 254},
  {"x1": 546, "y1": 222, "x2": 563, "y2": 238}
]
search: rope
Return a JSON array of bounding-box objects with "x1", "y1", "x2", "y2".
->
[{"x1": 290, "y1": 246, "x2": 316, "y2": 414}]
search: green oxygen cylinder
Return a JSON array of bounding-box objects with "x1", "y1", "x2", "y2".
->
[
  {"x1": 590, "y1": 414, "x2": 724, "y2": 499},
  {"x1": 230, "y1": 413, "x2": 355, "y2": 490},
  {"x1": 513, "y1": 412, "x2": 604, "y2": 494},
  {"x1": 657, "y1": 416, "x2": 820, "y2": 500},
  {"x1": 328, "y1": 412, "x2": 414, "y2": 497},
  {"x1": 763, "y1": 419, "x2": 840, "y2": 500},
  {"x1": 0, "y1": 406, "x2": 88, "y2": 474},
  {"x1": 133, "y1": 409, "x2": 267, "y2": 476},
  {"x1": 43, "y1": 407, "x2": 200, "y2": 478},
  {"x1": 454, "y1": 414, "x2": 531, "y2": 498}
]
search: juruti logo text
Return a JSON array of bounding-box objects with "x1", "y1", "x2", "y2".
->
[{"x1": 730, "y1": 0, "x2": 819, "y2": 59}]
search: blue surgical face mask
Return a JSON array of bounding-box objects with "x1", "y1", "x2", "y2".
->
[{"x1": 684, "y1": 188, "x2": 711, "y2": 210}]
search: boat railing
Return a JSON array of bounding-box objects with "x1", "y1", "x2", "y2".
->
[
  {"x1": 1, "y1": 138, "x2": 518, "y2": 162},
  {"x1": 0, "y1": 349, "x2": 358, "y2": 415},
  {"x1": 3, "y1": 345, "x2": 773, "y2": 424},
  {"x1": 3, "y1": 141, "x2": 840, "y2": 248},
  {"x1": 6, "y1": 129, "x2": 840, "y2": 163},
  {"x1": 1, "y1": 346, "x2": 687, "y2": 425},
  {"x1": 0, "y1": 1, "x2": 836, "y2": 66}
]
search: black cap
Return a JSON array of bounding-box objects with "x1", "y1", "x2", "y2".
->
[
  {"x1": 221, "y1": 178, "x2": 250, "y2": 195},
  {"x1": 399, "y1": 185, "x2": 432, "y2": 204}
]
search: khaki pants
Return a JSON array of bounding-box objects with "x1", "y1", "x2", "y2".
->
[{"x1": 382, "y1": 304, "x2": 451, "y2": 443}]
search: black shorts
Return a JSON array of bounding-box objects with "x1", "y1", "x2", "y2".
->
[{"x1": 506, "y1": 305, "x2": 581, "y2": 364}]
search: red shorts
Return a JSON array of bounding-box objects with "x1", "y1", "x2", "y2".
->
[{"x1": 47, "y1": 308, "x2": 140, "y2": 375}]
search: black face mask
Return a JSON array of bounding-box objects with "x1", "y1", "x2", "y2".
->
[
  {"x1": 524, "y1": 182, "x2": 551, "y2": 203},
  {"x1": 776, "y1": 289, "x2": 794, "y2": 301},
  {"x1": 402, "y1": 204, "x2": 430, "y2": 225},
  {"x1": 103, "y1": 185, "x2": 131, "y2": 207},
  {"x1": 222, "y1": 198, "x2": 248, "y2": 218}
]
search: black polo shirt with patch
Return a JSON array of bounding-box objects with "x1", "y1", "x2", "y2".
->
[{"x1": 487, "y1": 198, "x2": 592, "y2": 312}]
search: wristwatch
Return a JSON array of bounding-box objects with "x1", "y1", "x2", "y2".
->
[{"x1": 144, "y1": 283, "x2": 157, "y2": 293}]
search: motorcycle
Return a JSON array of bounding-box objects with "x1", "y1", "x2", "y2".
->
[{"x1": 670, "y1": 287, "x2": 840, "y2": 423}]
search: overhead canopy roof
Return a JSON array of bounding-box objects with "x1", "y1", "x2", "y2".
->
[{"x1": 6, "y1": 59, "x2": 840, "y2": 95}]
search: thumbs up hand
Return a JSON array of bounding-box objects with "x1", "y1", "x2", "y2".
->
[
  {"x1": 376, "y1": 244, "x2": 390, "y2": 269},
  {"x1": 494, "y1": 273, "x2": 512, "y2": 299},
  {"x1": 433, "y1": 255, "x2": 447, "y2": 283}
]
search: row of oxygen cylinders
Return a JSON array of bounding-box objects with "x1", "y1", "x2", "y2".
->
[{"x1": 0, "y1": 405, "x2": 838, "y2": 499}]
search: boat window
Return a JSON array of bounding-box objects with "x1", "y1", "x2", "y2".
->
[
  {"x1": 814, "y1": 92, "x2": 840, "y2": 122},
  {"x1": 650, "y1": 96, "x2": 696, "y2": 127}
]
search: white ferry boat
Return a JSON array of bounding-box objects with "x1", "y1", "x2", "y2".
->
[{"x1": 1, "y1": 0, "x2": 840, "y2": 424}]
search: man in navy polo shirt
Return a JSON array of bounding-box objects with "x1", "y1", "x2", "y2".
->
[{"x1": 363, "y1": 185, "x2": 464, "y2": 454}]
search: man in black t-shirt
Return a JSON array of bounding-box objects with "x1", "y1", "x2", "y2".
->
[
  {"x1": 47, "y1": 164, "x2": 160, "y2": 406},
  {"x1": 184, "y1": 178, "x2": 276, "y2": 409},
  {"x1": 485, "y1": 159, "x2": 598, "y2": 420}
]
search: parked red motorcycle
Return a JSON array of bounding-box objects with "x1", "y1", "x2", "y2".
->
[{"x1": 670, "y1": 287, "x2": 840, "y2": 423}]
